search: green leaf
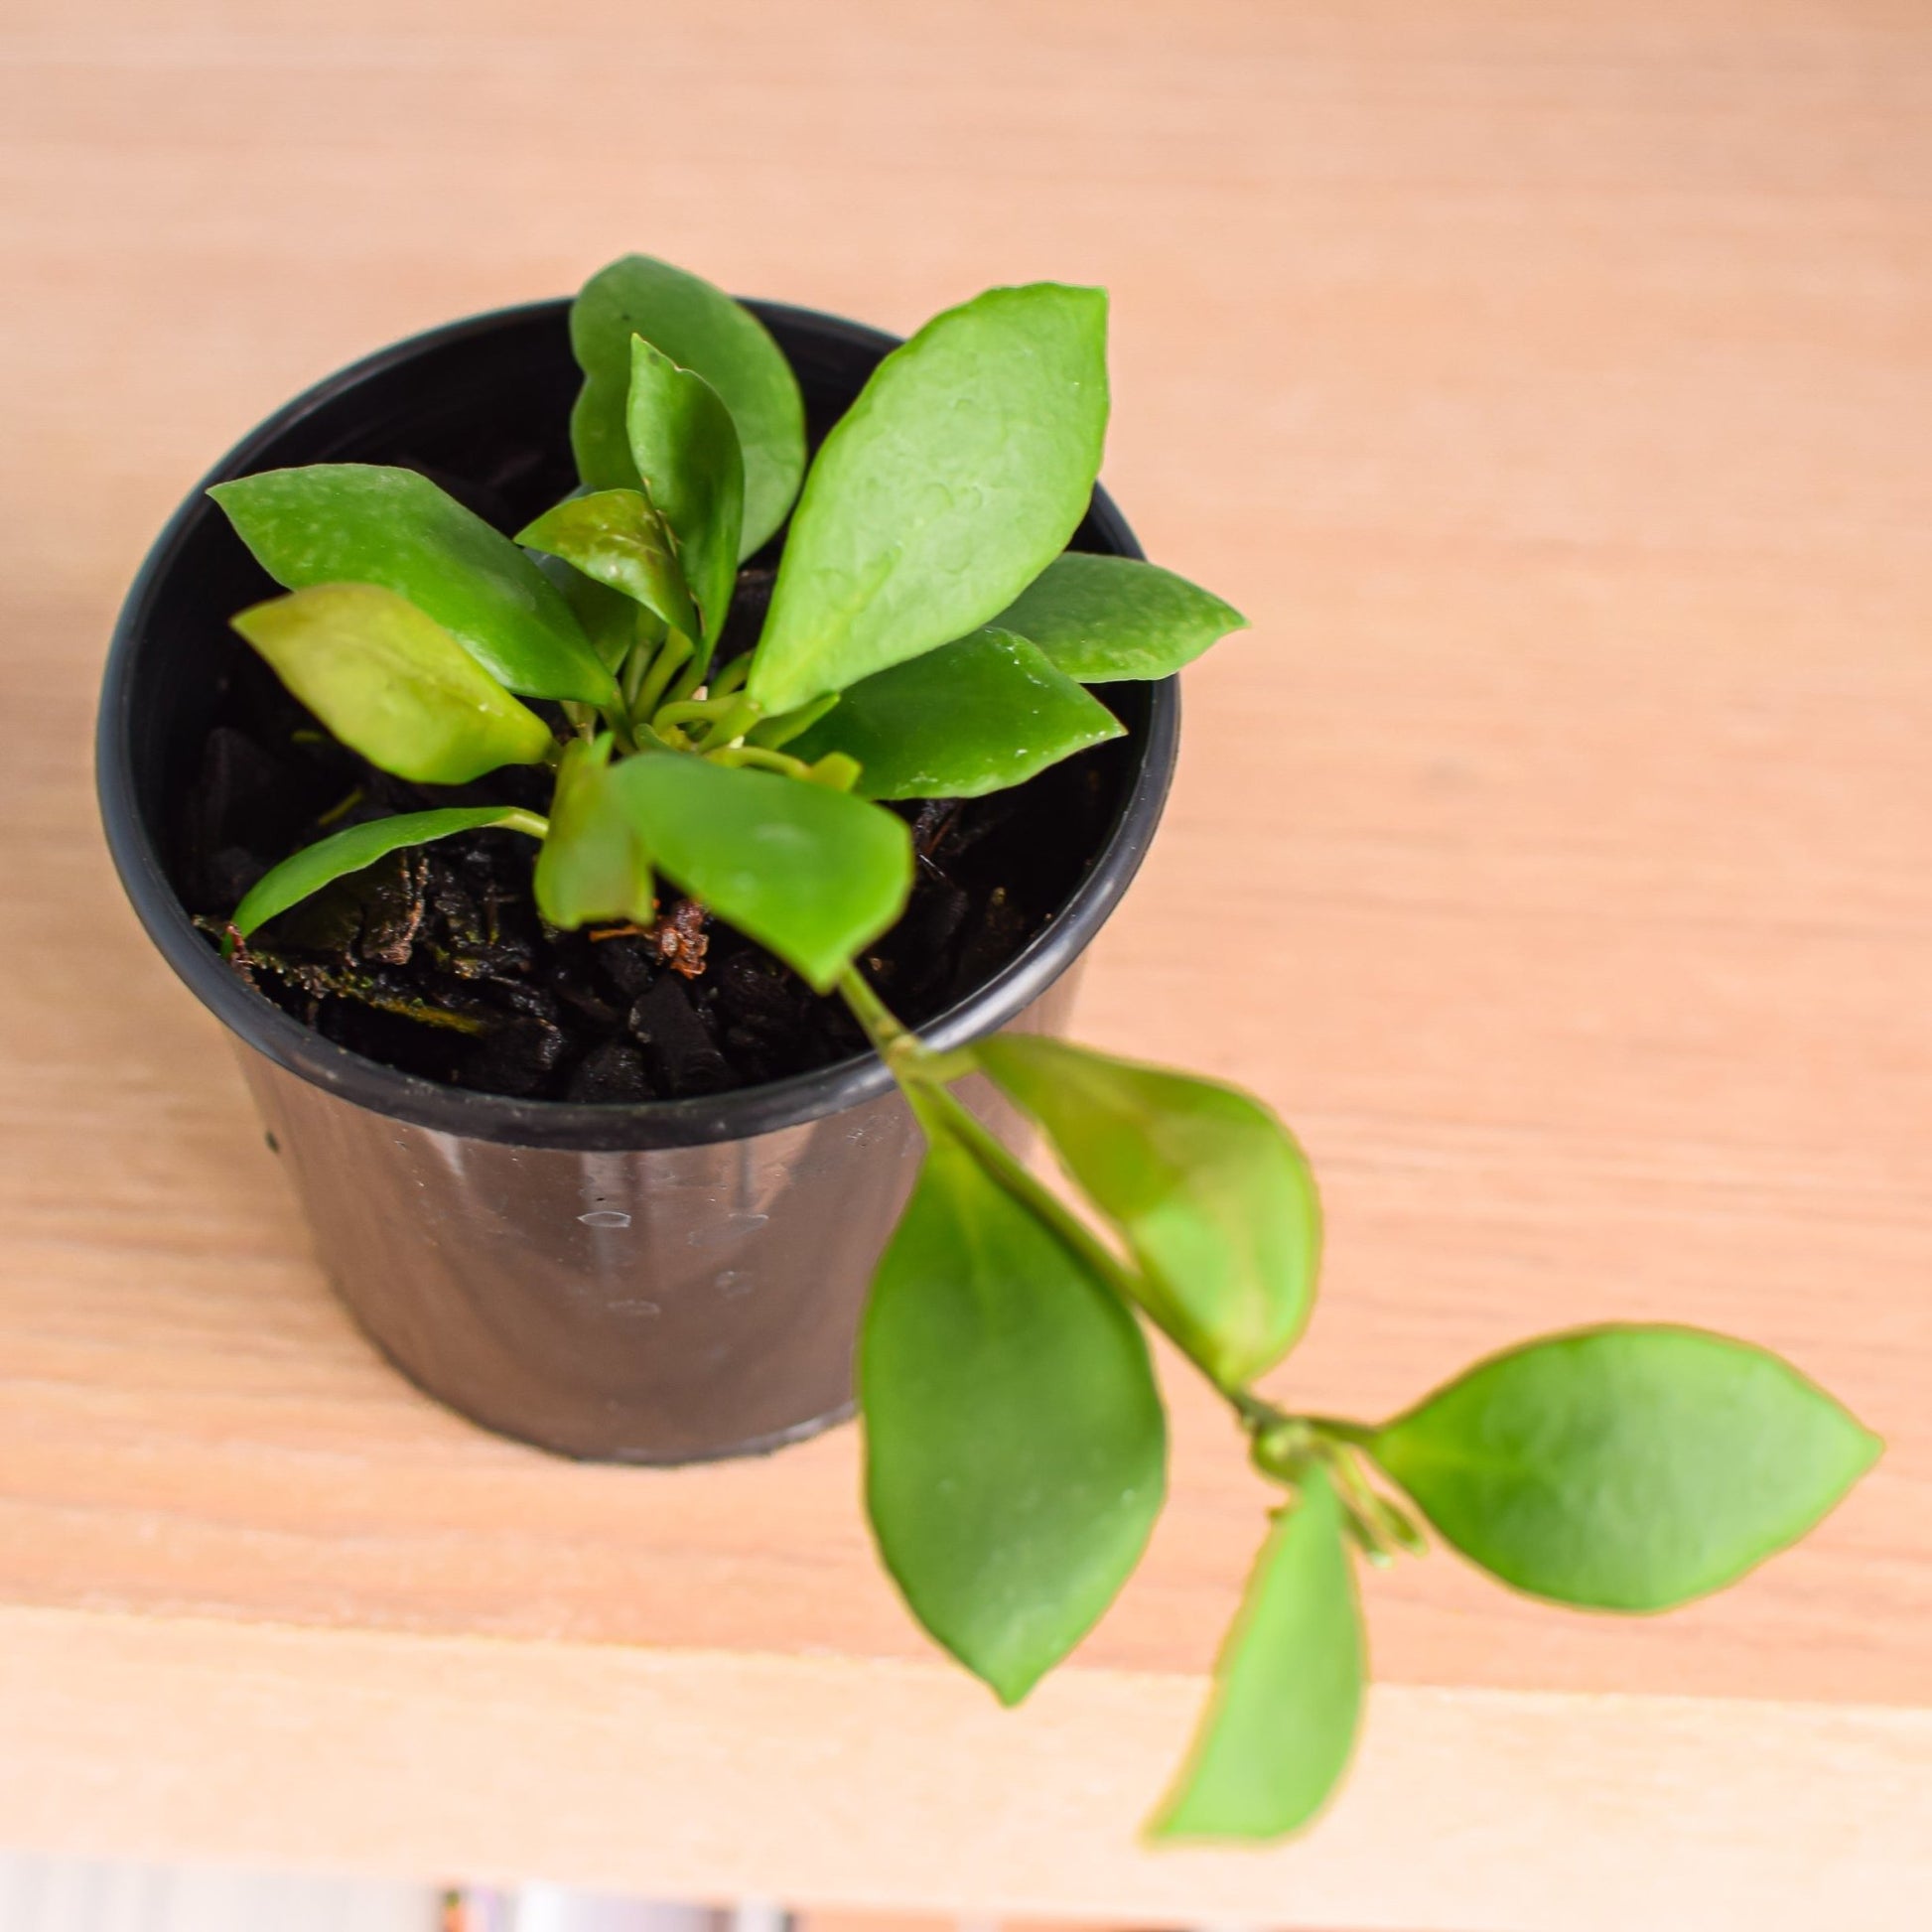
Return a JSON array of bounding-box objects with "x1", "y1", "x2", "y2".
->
[
  {"x1": 1372, "y1": 1325, "x2": 1883, "y2": 1611},
  {"x1": 517, "y1": 488, "x2": 701, "y2": 646},
  {"x1": 569, "y1": 253, "x2": 806, "y2": 557},
  {"x1": 786, "y1": 627, "x2": 1124, "y2": 799},
  {"x1": 232, "y1": 806, "x2": 543, "y2": 937},
  {"x1": 860, "y1": 1127, "x2": 1167, "y2": 1704},
  {"x1": 532, "y1": 737, "x2": 653, "y2": 930},
  {"x1": 993, "y1": 551, "x2": 1248, "y2": 682},
  {"x1": 209, "y1": 465, "x2": 616, "y2": 706},
  {"x1": 625, "y1": 338, "x2": 744, "y2": 649},
  {"x1": 749, "y1": 283, "x2": 1111, "y2": 713},
  {"x1": 1149, "y1": 1467, "x2": 1364, "y2": 1842},
  {"x1": 534, "y1": 553, "x2": 645, "y2": 673},
  {"x1": 230, "y1": 584, "x2": 556, "y2": 784},
  {"x1": 611, "y1": 754, "x2": 910, "y2": 990},
  {"x1": 977, "y1": 1036, "x2": 1321, "y2": 1388}
]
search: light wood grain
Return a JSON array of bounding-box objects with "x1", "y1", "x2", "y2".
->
[
  {"x1": 2, "y1": 0, "x2": 1930, "y2": 1920},
  {"x1": 4, "y1": 1608, "x2": 1928, "y2": 1930}
]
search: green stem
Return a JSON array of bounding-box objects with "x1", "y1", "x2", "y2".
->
[
  {"x1": 620, "y1": 627, "x2": 656, "y2": 713},
  {"x1": 696, "y1": 692, "x2": 764, "y2": 749},
  {"x1": 597, "y1": 704, "x2": 638, "y2": 755},
  {"x1": 837, "y1": 968, "x2": 1147, "y2": 1309},
  {"x1": 709, "y1": 654, "x2": 752, "y2": 698},
  {"x1": 664, "y1": 646, "x2": 711, "y2": 708},
  {"x1": 1305, "y1": 1415, "x2": 1378, "y2": 1449},
  {"x1": 314, "y1": 784, "x2": 364, "y2": 829},
  {"x1": 833, "y1": 967, "x2": 1424, "y2": 1569},
  {"x1": 497, "y1": 808, "x2": 550, "y2": 841},
  {"x1": 940, "y1": 1089, "x2": 1156, "y2": 1311},
  {"x1": 653, "y1": 696, "x2": 738, "y2": 732},
  {"x1": 1231, "y1": 1388, "x2": 1287, "y2": 1432},
  {"x1": 706, "y1": 744, "x2": 813, "y2": 778},
  {"x1": 632, "y1": 630, "x2": 694, "y2": 723},
  {"x1": 837, "y1": 962, "x2": 914, "y2": 1057},
  {"x1": 749, "y1": 693, "x2": 838, "y2": 751},
  {"x1": 1320, "y1": 1442, "x2": 1428, "y2": 1559}
]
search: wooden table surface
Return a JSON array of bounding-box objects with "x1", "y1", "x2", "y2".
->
[{"x1": 3, "y1": 2, "x2": 1929, "y2": 1925}]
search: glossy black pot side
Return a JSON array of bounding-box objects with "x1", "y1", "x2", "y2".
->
[{"x1": 97, "y1": 298, "x2": 1180, "y2": 1462}]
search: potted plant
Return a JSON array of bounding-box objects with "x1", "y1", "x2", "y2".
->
[{"x1": 98, "y1": 253, "x2": 1880, "y2": 1841}]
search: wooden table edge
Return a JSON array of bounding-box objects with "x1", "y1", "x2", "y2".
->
[{"x1": 1, "y1": 1603, "x2": 1925, "y2": 1928}]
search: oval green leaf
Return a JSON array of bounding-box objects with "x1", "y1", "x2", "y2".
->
[
  {"x1": 749, "y1": 283, "x2": 1110, "y2": 714},
  {"x1": 786, "y1": 627, "x2": 1124, "y2": 799},
  {"x1": 569, "y1": 253, "x2": 806, "y2": 557},
  {"x1": 532, "y1": 737, "x2": 654, "y2": 931},
  {"x1": 230, "y1": 584, "x2": 557, "y2": 785},
  {"x1": 994, "y1": 551, "x2": 1248, "y2": 683},
  {"x1": 861, "y1": 1128, "x2": 1168, "y2": 1705},
  {"x1": 1149, "y1": 1466, "x2": 1364, "y2": 1842},
  {"x1": 611, "y1": 754, "x2": 910, "y2": 990},
  {"x1": 233, "y1": 806, "x2": 544, "y2": 937},
  {"x1": 977, "y1": 1035, "x2": 1321, "y2": 1388},
  {"x1": 626, "y1": 338, "x2": 744, "y2": 649},
  {"x1": 209, "y1": 465, "x2": 616, "y2": 706},
  {"x1": 1372, "y1": 1324, "x2": 1883, "y2": 1611},
  {"x1": 517, "y1": 488, "x2": 700, "y2": 646}
]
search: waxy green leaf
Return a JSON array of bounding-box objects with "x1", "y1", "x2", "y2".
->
[
  {"x1": 1372, "y1": 1325, "x2": 1882, "y2": 1611},
  {"x1": 978, "y1": 1036, "x2": 1321, "y2": 1388},
  {"x1": 517, "y1": 489, "x2": 700, "y2": 647},
  {"x1": 625, "y1": 338, "x2": 743, "y2": 648},
  {"x1": 750, "y1": 283, "x2": 1111, "y2": 713},
  {"x1": 1150, "y1": 1467, "x2": 1363, "y2": 1842},
  {"x1": 534, "y1": 554, "x2": 644, "y2": 673},
  {"x1": 611, "y1": 755, "x2": 910, "y2": 990},
  {"x1": 230, "y1": 584, "x2": 556, "y2": 785},
  {"x1": 861, "y1": 1128, "x2": 1167, "y2": 1705},
  {"x1": 210, "y1": 465, "x2": 616, "y2": 706},
  {"x1": 786, "y1": 627, "x2": 1124, "y2": 799},
  {"x1": 233, "y1": 805, "x2": 543, "y2": 938},
  {"x1": 994, "y1": 551, "x2": 1248, "y2": 683},
  {"x1": 532, "y1": 737, "x2": 654, "y2": 931},
  {"x1": 569, "y1": 254, "x2": 805, "y2": 556}
]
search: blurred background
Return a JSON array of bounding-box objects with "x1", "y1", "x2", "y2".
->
[{"x1": 3, "y1": 3, "x2": 1927, "y2": 1928}]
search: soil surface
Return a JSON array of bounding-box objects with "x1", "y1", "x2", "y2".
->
[{"x1": 178, "y1": 567, "x2": 1122, "y2": 1104}]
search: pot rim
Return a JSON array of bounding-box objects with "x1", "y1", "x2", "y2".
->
[{"x1": 97, "y1": 296, "x2": 1180, "y2": 1152}]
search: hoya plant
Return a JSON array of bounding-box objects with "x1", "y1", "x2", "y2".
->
[{"x1": 208, "y1": 255, "x2": 1880, "y2": 1840}]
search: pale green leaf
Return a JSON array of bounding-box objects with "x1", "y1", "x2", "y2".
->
[
  {"x1": 978, "y1": 1035, "x2": 1321, "y2": 1387},
  {"x1": 230, "y1": 583, "x2": 556, "y2": 784},
  {"x1": 1150, "y1": 1467, "x2": 1364, "y2": 1841}
]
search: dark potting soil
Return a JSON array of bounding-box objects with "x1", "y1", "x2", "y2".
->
[{"x1": 176, "y1": 563, "x2": 1123, "y2": 1105}]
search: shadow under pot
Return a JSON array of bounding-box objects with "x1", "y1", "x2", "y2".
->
[{"x1": 96, "y1": 296, "x2": 1180, "y2": 1464}]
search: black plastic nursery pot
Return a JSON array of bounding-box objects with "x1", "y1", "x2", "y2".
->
[{"x1": 97, "y1": 296, "x2": 1180, "y2": 1464}]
